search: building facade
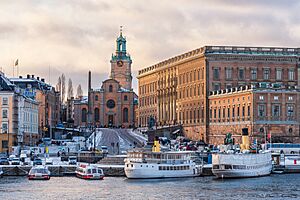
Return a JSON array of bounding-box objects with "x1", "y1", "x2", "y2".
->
[
  {"x1": 137, "y1": 46, "x2": 300, "y2": 143},
  {"x1": 73, "y1": 31, "x2": 137, "y2": 128},
  {"x1": 209, "y1": 86, "x2": 300, "y2": 145},
  {"x1": 10, "y1": 75, "x2": 60, "y2": 138},
  {"x1": 0, "y1": 73, "x2": 39, "y2": 153}
]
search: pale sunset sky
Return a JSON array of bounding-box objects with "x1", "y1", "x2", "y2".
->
[{"x1": 0, "y1": 0, "x2": 299, "y2": 94}]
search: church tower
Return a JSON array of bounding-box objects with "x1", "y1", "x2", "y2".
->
[{"x1": 110, "y1": 27, "x2": 132, "y2": 90}]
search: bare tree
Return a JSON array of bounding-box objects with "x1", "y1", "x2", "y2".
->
[
  {"x1": 76, "y1": 84, "x2": 83, "y2": 98},
  {"x1": 61, "y1": 73, "x2": 66, "y2": 103},
  {"x1": 67, "y1": 78, "x2": 74, "y2": 99}
]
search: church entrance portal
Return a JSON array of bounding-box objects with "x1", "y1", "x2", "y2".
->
[{"x1": 108, "y1": 115, "x2": 114, "y2": 127}]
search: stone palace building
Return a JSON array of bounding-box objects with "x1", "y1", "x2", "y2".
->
[{"x1": 137, "y1": 46, "x2": 300, "y2": 144}]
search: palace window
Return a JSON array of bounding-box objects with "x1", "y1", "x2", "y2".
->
[
  {"x1": 258, "y1": 105, "x2": 265, "y2": 117},
  {"x1": 251, "y1": 68, "x2": 257, "y2": 80},
  {"x1": 274, "y1": 96, "x2": 279, "y2": 101},
  {"x1": 276, "y1": 69, "x2": 282, "y2": 80},
  {"x1": 272, "y1": 105, "x2": 280, "y2": 117},
  {"x1": 238, "y1": 68, "x2": 245, "y2": 80},
  {"x1": 213, "y1": 83, "x2": 220, "y2": 91},
  {"x1": 263, "y1": 69, "x2": 270, "y2": 80},
  {"x1": 124, "y1": 95, "x2": 128, "y2": 101},
  {"x1": 288, "y1": 96, "x2": 293, "y2": 101},
  {"x1": 213, "y1": 68, "x2": 220, "y2": 80},
  {"x1": 288, "y1": 69, "x2": 295, "y2": 81},
  {"x1": 95, "y1": 95, "x2": 98, "y2": 101},
  {"x1": 287, "y1": 105, "x2": 294, "y2": 117},
  {"x1": 225, "y1": 67, "x2": 232, "y2": 80}
]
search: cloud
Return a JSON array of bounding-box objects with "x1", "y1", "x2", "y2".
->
[{"x1": 0, "y1": 0, "x2": 299, "y2": 94}]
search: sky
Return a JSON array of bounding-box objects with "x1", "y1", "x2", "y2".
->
[{"x1": 0, "y1": 0, "x2": 300, "y2": 95}]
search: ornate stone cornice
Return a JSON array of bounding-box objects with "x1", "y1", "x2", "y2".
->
[{"x1": 138, "y1": 45, "x2": 300, "y2": 78}]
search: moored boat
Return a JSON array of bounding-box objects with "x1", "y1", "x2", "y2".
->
[
  {"x1": 28, "y1": 166, "x2": 51, "y2": 180},
  {"x1": 212, "y1": 151, "x2": 272, "y2": 178},
  {"x1": 124, "y1": 140, "x2": 202, "y2": 179},
  {"x1": 75, "y1": 164, "x2": 104, "y2": 180}
]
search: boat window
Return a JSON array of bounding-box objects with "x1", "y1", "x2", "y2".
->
[
  {"x1": 140, "y1": 165, "x2": 142, "y2": 167},
  {"x1": 87, "y1": 169, "x2": 92, "y2": 174},
  {"x1": 213, "y1": 165, "x2": 219, "y2": 169},
  {"x1": 225, "y1": 165, "x2": 232, "y2": 169},
  {"x1": 127, "y1": 164, "x2": 129, "y2": 167},
  {"x1": 131, "y1": 164, "x2": 133, "y2": 167},
  {"x1": 98, "y1": 169, "x2": 102, "y2": 174},
  {"x1": 166, "y1": 166, "x2": 169, "y2": 170},
  {"x1": 159, "y1": 166, "x2": 162, "y2": 170},
  {"x1": 92, "y1": 169, "x2": 97, "y2": 173}
]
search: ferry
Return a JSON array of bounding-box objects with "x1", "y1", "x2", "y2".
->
[
  {"x1": 212, "y1": 134, "x2": 272, "y2": 178},
  {"x1": 212, "y1": 151, "x2": 272, "y2": 178},
  {"x1": 124, "y1": 140, "x2": 202, "y2": 179},
  {"x1": 75, "y1": 164, "x2": 104, "y2": 180},
  {"x1": 28, "y1": 166, "x2": 51, "y2": 180}
]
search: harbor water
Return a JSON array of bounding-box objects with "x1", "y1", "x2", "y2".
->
[{"x1": 0, "y1": 174, "x2": 300, "y2": 200}]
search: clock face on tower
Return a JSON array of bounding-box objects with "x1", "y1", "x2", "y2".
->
[{"x1": 117, "y1": 60, "x2": 123, "y2": 67}]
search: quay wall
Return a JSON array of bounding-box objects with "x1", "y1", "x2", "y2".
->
[{"x1": 0, "y1": 165, "x2": 125, "y2": 177}]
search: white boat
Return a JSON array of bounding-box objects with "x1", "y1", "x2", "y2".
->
[
  {"x1": 212, "y1": 151, "x2": 272, "y2": 178},
  {"x1": 124, "y1": 147, "x2": 202, "y2": 179},
  {"x1": 75, "y1": 164, "x2": 104, "y2": 180},
  {"x1": 284, "y1": 155, "x2": 300, "y2": 173},
  {"x1": 28, "y1": 166, "x2": 51, "y2": 180}
]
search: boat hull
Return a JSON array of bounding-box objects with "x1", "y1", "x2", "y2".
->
[
  {"x1": 125, "y1": 163, "x2": 201, "y2": 179},
  {"x1": 212, "y1": 152, "x2": 272, "y2": 178},
  {"x1": 212, "y1": 167, "x2": 272, "y2": 178},
  {"x1": 75, "y1": 172, "x2": 104, "y2": 180}
]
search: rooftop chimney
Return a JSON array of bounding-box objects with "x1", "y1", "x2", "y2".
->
[
  {"x1": 41, "y1": 78, "x2": 45, "y2": 82},
  {"x1": 31, "y1": 75, "x2": 35, "y2": 79},
  {"x1": 37, "y1": 77, "x2": 39, "y2": 80},
  {"x1": 19, "y1": 76, "x2": 22, "y2": 78},
  {"x1": 27, "y1": 74, "x2": 30, "y2": 79}
]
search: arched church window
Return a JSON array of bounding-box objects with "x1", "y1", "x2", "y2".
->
[
  {"x1": 123, "y1": 108, "x2": 129, "y2": 123},
  {"x1": 124, "y1": 95, "x2": 128, "y2": 101},
  {"x1": 94, "y1": 108, "x2": 99, "y2": 122},
  {"x1": 95, "y1": 95, "x2": 98, "y2": 101},
  {"x1": 109, "y1": 85, "x2": 113, "y2": 92},
  {"x1": 81, "y1": 108, "x2": 87, "y2": 122}
]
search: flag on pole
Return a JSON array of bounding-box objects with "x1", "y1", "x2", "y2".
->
[{"x1": 15, "y1": 59, "x2": 18, "y2": 66}]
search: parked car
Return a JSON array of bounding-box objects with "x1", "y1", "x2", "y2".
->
[
  {"x1": 0, "y1": 157, "x2": 9, "y2": 165},
  {"x1": 45, "y1": 158, "x2": 53, "y2": 165},
  {"x1": 100, "y1": 146, "x2": 108, "y2": 154},
  {"x1": 68, "y1": 156, "x2": 77, "y2": 165},
  {"x1": 33, "y1": 157, "x2": 43, "y2": 166},
  {"x1": 20, "y1": 153, "x2": 27, "y2": 163},
  {"x1": 28, "y1": 166, "x2": 50, "y2": 180},
  {"x1": 9, "y1": 155, "x2": 16, "y2": 161},
  {"x1": 11, "y1": 158, "x2": 21, "y2": 165}
]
